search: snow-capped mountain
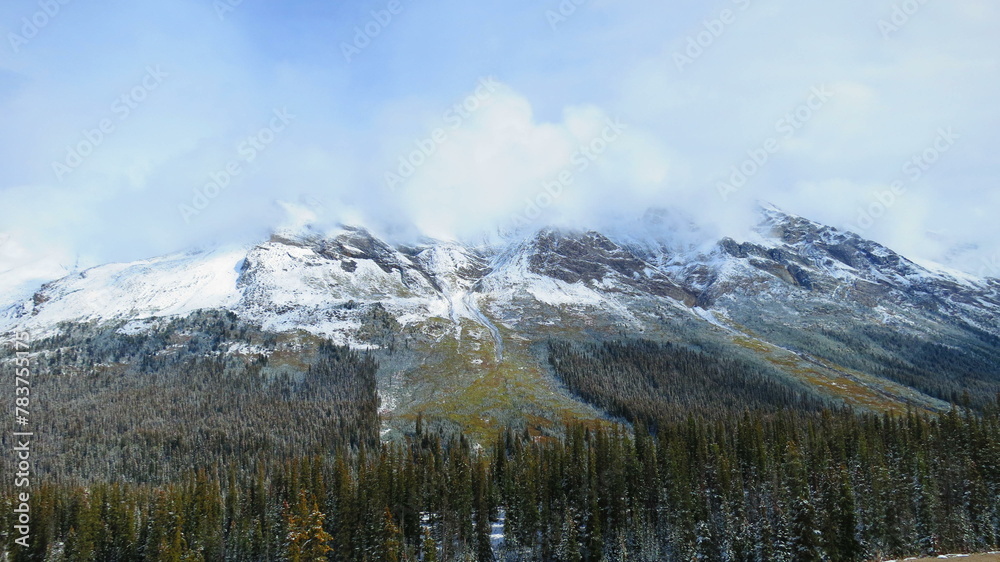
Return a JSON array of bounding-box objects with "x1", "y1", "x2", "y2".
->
[
  {"x1": 8, "y1": 207, "x2": 996, "y2": 339},
  {"x1": 4, "y1": 206, "x2": 1000, "y2": 427}
]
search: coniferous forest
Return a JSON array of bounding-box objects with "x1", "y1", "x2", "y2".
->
[
  {"x1": 5, "y1": 0, "x2": 999, "y2": 558},
  {"x1": 4, "y1": 405, "x2": 1000, "y2": 561},
  {"x1": 2, "y1": 319, "x2": 1000, "y2": 560}
]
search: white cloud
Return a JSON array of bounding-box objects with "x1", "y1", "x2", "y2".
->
[{"x1": 0, "y1": 0, "x2": 997, "y2": 286}]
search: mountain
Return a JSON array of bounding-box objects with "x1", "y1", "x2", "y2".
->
[{"x1": 4, "y1": 205, "x2": 1000, "y2": 439}]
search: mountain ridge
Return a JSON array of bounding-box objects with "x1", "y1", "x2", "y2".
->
[
  {"x1": 4, "y1": 205, "x2": 996, "y2": 340},
  {"x1": 5, "y1": 205, "x2": 1000, "y2": 437}
]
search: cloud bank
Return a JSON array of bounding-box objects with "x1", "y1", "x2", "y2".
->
[{"x1": 0, "y1": 0, "x2": 998, "y2": 295}]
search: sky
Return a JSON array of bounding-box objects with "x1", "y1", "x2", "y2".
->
[{"x1": 0, "y1": 0, "x2": 998, "y2": 294}]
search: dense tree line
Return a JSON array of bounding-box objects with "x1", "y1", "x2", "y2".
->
[
  {"x1": 0, "y1": 314, "x2": 378, "y2": 484},
  {"x1": 3, "y1": 320, "x2": 1000, "y2": 560},
  {"x1": 723, "y1": 315, "x2": 1000, "y2": 410},
  {"x1": 819, "y1": 325, "x2": 1000, "y2": 409},
  {"x1": 547, "y1": 340, "x2": 826, "y2": 430},
  {"x1": 3, "y1": 406, "x2": 1000, "y2": 560}
]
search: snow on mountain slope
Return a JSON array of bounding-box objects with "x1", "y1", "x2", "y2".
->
[
  {"x1": 477, "y1": 235, "x2": 606, "y2": 307},
  {"x1": 5, "y1": 205, "x2": 999, "y2": 430},
  {"x1": 410, "y1": 242, "x2": 486, "y2": 322},
  {"x1": 0, "y1": 248, "x2": 245, "y2": 336},
  {"x1": 637, "y1": 206, "x2": 1000, "y2": 329},
  {"x1": 234, "y1": 234, "x2": 445, "y2": 340},
  {"x1": 2, "y1": 205, "x2": 997, "y2": 346}
]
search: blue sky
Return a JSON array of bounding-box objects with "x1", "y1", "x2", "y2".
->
[{"x1": 0, "y1": 0, "x2": 998, "y2": 291}]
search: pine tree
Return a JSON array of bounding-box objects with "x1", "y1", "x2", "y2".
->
[
  {"x1": 785, "y1": 442, "x2": 823, "y2": 562},
  {"x1": 828, "y1": 466, "x2": 861, "y2": 562},
  {"x1": 146, "y1": 489, "x2": 186, "y2": 562},
  {"x1": 558, "y1": 509, "x2": 583, "y2": 562},
  {"x1": 585, "y1": 490, "x2": 603, "y2": 562},
  {"x1": 380, "y1": 507, "x2": 404, "y2": 562},
  {"x1": 421, "y1": 528, "x2": 439, "y2": 562},
  {"x1": 284, "y1": 491, "x2": 334, "y2": 562},
  {"x1": 64, "y1": 489, "x2": 98, "y2": 562},
  {"x1": 473, "y1": 459, "x2": 495, "y2": 562},
  {"x1": 64, "y1": 526, "x2": 94, "y2": 562}
]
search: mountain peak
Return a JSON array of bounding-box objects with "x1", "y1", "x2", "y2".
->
[{"x1": 2, "y1": 209, "x2": 998, "y2": 345}]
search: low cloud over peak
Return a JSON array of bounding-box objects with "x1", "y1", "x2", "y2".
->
[{"x1": 0, "y1": 0, "x2": 997, "y2": 292}]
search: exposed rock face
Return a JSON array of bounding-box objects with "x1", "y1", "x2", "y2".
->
[
  {"x1": 526, "y1": 230, "x2": 698, "y2": 305},
  {"x1": 4, "y1": 205, "x2": 998, "y2": 349},
  {"x1": 5, "y1": 205, "x2": 1000, "y2": 430}
]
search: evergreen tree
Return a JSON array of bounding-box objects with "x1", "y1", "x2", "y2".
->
[
  {"x1": 558, "y1": 509, "x2": 583, "y2": 562},
  {"x1": 284, "y1": 491, "x2": 334, "y2": 562}
]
